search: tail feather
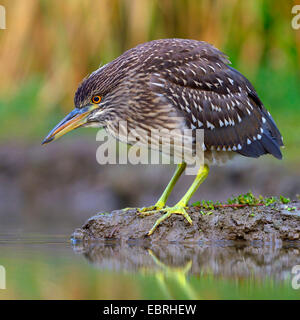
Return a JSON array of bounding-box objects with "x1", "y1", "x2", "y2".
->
[
  {"x1": 227, "y1": 67, "x2": 283, "y2": 160},
  {"x1": 260, "y1": 108, "x2": 284, "y2": 147},
  {"x1": 238, "y1": 109, "x2": 283, "y2": 160}
]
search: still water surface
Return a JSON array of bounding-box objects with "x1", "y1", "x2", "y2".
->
[{"x1": 0, "y1": 233, "x2": 299, "y2": 299}]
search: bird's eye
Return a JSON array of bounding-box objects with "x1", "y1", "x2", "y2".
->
[{"x1": 91, "y1": 95, "x2": 102, "y2": 104}]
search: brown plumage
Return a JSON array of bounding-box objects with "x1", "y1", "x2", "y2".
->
[
  {"x1": 42, "y1": 38, "x2": 284, "y2": 236},
  {"x1": 74, "y1": 38, "x2": 283, "y2": 164}
]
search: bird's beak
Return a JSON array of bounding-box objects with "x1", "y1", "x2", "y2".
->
[{"x1": 42, "y1": 105, "x2": 97, "y2": 145}]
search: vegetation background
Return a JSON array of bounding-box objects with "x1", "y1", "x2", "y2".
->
[{"x1": 0, "y1": 0, "x2": 299, "y2": 161}]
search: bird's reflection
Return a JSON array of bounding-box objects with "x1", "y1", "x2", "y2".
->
[
  {"x1": 72, "y1": 241, "x2": 300, "y2": 289},
  {"x1": 146, "y1": 249, "x2": 198, "y2": 299}
]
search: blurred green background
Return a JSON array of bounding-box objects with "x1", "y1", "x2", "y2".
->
[
  {"x1": 0, "y1": 0, "x2": 300, "y2": 300},
  {"x1": 0, "y1": 0, "x2": 299, "y2": 162}
]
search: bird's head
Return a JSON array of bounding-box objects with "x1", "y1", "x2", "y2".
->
[{"x1": 42, "y1": 59, "x2": 129, "y2": 145}]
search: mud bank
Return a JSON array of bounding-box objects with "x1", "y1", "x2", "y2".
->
[{"x1": 72, "y1": 201, "x2": 300, "y2": 243}]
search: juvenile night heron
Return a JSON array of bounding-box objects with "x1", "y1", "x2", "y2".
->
[{"x1": 43, "y1": 39, "x2": 283, "y2": 235}]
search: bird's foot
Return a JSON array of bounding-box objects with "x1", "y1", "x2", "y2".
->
[
  {"x1": 142, "y1": 202, "x2": 192, "y2": 236},
  {"x1": 122, "y1": 201, "x2": 166, "y2": 214},
  {"x1": 137, "y1": 201, "x2": 166, "y2": 216},
  {"x1": 122, "y1": 207, "x2": 136, "y2": 212}
]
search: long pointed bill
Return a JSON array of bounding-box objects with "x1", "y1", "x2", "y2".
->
[{"x1": 42, "y1": 105, "x2": 97, "y2": 145}]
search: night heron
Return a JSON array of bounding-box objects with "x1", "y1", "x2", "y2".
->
[{"x1": 42, "y1": 39, "x2": 283, "y2": 235}]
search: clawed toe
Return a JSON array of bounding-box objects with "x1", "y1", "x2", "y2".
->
[
  {"x1": 122, "y1": 207, "x2": 136, "y2": 212},
  {"x1": 123, "y1": 203, "x2": 192, "y2": 235},
  {"x1": 137, "y1": 203, "x2": 166, "y2": 216},
  {"x1": 147, "y1": 205, "x2": 193, "y2": 236}
]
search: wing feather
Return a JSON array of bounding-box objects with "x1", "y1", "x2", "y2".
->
[{"x1": 148, "y1": 40, "x2": 283, "y2": 159}]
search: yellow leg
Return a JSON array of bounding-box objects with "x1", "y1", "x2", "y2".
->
[
  {"x1": 147, "y1": 164, "x2": 210, "y2": 235},
  {"x1": 137, "y1": 162, "x2": 186, "y2": 212}
]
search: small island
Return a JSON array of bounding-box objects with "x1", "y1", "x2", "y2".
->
[{"x1": 71, "y1": 194, "x2": 300, "y2": 243}]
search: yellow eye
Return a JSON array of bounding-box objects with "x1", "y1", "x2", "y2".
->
[{"x1": 91, "y1": 95, "x2": 102, "y2": 104}]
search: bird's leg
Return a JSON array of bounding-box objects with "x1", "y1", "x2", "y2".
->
[
  {"x1": 147, "y1": 164, "x2": 210, "y2": 235},
  {"x1": 138, "y1": 162, "x2": 186, "y2": 213},
  {"x1": 122, "y1": 163, "x2": 186, "y2": 212}
]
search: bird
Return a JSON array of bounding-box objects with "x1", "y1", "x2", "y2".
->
[{"x1": 42, "y1": 38, "x2": 283, "y2": 235}]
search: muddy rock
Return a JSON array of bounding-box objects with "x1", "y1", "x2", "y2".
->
[{"x1": 71, "y1": 201, "x2": 300, "y2": 243}]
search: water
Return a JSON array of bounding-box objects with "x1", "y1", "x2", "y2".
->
[
  {"x1": 0, "y1": 233, "x2": 299, "y2": 299},
  {"x1": 1, "y1": 145, "x2": 300, "y2": 299}
]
